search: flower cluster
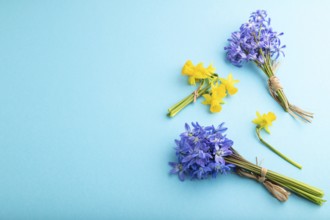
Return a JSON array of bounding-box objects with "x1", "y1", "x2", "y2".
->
[
  {"x1": 182, "y1": 60, "x2": 215, "y2": 85},
  {"x1": 225, "y1": 10, "x2": 286, "y2": 67},
  {"x1": 167, "y1": 60, "x2": 239, "y2": 116},
  {"x1": 168, "y1": 123, "x2": 324, "y2": 205},
  {"x1": 202, "y1": 73, "x2": 239, "y2": 113},
  {"x1": 202, "y1": 83, "x2": 226, "y2": 113},
  {"x1": 224, "y1": 10, "x2": 312, "y2": 122},
  {"x1": 169, "y1": 122, "x2": 235, "y2": 181}
]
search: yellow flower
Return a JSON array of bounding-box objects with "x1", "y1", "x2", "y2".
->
[
  {"x1": 252, "y1": 111, "x2": 276, "y2": 133},
  {"x1": 181, "y1": 60, "x2": 215, "y2": 85},
  {"x1": 219, "y1": 73, "x2": 239, "y2": 95},
  {"x1": 202, "y1": 84, "x2": 226, "y2": 113}
]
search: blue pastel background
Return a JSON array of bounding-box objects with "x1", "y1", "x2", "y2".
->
[{"x1": 0, "y1": 0, "x2": 329, "y2": 219}]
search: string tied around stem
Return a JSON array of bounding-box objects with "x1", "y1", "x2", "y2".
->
[
  {"x1": 266, "y1": 64, "x2": 313, "y2": 122},
  {"x1": 193, "y1": 90, "x2": 199, "y2": 103},
  {"x1": 236, "y1": 167, "x2": 291, "y2": 202}
]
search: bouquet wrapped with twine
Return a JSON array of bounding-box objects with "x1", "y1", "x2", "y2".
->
[
  {"x1": 169, "y1": 122, "x2": 325, "y2": 205},
  {"x1": 224, "y1": 10, "x2": 313, "y2": 122},
  {"x1": 167, "y1": 60, "x2": 239, "y2": 117}
]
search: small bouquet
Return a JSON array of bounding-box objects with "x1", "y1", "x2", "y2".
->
[
  {"x1": 224, "y1": 10, "x2": 313, "y2": 122},
  {"x1": 167, "y1": 60, "x2": 239, "y2": 117},
  {"x1": 252, "y1": 111, "x2": 302, "y2": 169},
  {"x1": 169, "y1": 122, "x2": 325, "y2": 205}
]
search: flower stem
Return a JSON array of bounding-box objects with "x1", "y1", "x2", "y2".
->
[
  {"x1": 225, "y1": 151, "x2": 325, "y2": 205},
  {"x1": 260, "y1": 63, "x2": 289, "y2": 112},
  {"x1": 255, "y1": 127, "x2": 302, "y2": 169},
  {"x1": 168, "y1": 85, "x2": 210, "y2": 117}
]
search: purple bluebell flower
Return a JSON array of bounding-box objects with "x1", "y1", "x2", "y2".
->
[
  {"x1": 210, "y1": 162, "x2": 235, "y2": 178},
  {"x1": 224, "y1": 10, "x2": 285, "y2": 67},
  {"x1": 193, "y1": 166, "x2": 212, "y2": 179},
  {"x1": 214, "y1": 144, "x2": 232, "y2": 164},
  {"x1": 169, "y1": 122, "x2": 235, "y2": 181},
  {"x1": 169, "y1": 162, "x2": 185, "y2": 181}
]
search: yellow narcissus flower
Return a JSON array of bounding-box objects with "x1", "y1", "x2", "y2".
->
[
  {"x1": 219, "y1": 73, "x2": 239, "y2": 95},
  {"x1": 252, "y1": 111, "x2": 302, "y2": 169},
  {"x1": 181, "y1": 60, "x2": 215, "y2": 85},
  {"x1": 202, "y1": 84, "x2": 226, "y2": 113},
  {"x1": 181, "y1": 60, "x2": 196, "y2": 85},
  {"x1": 252, "y1": 111, "x2": 276, "y2": 133}
]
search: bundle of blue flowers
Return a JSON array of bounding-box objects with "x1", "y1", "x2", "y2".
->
[
  {"x1": 224, "y1": 10, "x2": 313, "y2": 122},
  {"x1": 169, "y1": 122, "x2": 325, "y2": 205}
]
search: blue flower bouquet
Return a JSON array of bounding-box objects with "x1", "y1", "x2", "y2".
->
[
  {"x1": 224, "y1": 10, "x2": 313, "y2": 122},
  {"x1": 169, "y1": 123, "x2": 325, "y2": 205}
]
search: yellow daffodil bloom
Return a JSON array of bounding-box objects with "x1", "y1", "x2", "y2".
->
[
  {"x1": 252, "y1": 111, "x2": 276, "y2": 133},
  {"x1": 182, "y1": 60, "x2": 215, "y2": 85},
  {"x1": 220, "y1": 73, "x2": 239, "y2": 95},
  {"x1": 202, "y1": 84, "x2": 226, "y2": 113}
]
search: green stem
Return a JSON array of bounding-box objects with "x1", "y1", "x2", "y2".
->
[
  {"x1": 276, "y1": 90, "x2": 289, "y2": 111},
  {"x1": 167, "y1": 85, "x2": 210, "y2": 117},
  {"x1": 255, "y1": 127, "x2": 302, "y2": 169},
  {"x1": 225, "y1": 156, "x2": 325, "y2": 205},
  {"x1": 262, "y1": 63, "x2": 289, "y2": 112},
  {"x1": 254, "y1": 32, "x2": 290, "y2": 113}
]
